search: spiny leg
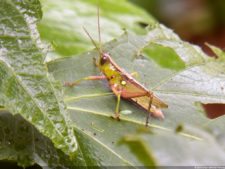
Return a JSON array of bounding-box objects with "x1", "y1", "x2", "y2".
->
[
  {"x1": 64, "y1": 75, "x2": 106, "y2": 87},
  {"x1": 145, "y1": 92, "x2": 154, "y2": 127}
]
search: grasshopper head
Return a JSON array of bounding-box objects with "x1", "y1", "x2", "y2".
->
[{"x1": 99, "y1": 53, "x2": 109, "y2": 66}]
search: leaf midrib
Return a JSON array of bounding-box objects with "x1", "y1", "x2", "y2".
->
[{"x1": 67, "y1": 106, "x2": 203, "y2": 141}]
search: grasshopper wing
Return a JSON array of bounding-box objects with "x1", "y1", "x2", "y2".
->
[
  {"x1": 131, "y1": 95, "x2": 168, "y2": 109},
  {"x1": 130, "y1": 95, "x2": 168, "y2": 119}
]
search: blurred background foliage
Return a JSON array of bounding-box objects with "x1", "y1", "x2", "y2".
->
[{"x1": 130, "y1": 0, "x2": 225, "y2": 54}]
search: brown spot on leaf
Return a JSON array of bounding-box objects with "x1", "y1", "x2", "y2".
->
[{"x1": 202, "y1": 103, "x2": 225, "y2": 119}]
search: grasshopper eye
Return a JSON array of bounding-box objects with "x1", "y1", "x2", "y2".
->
[{"x1": 100, "y1": 54, "x2": 108, "y2": 65}]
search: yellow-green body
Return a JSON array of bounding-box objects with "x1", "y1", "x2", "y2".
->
[{"x1": 96, "y1": 52, "x2": 168, "y2": 121}]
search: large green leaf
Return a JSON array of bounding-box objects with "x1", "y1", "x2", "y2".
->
[
  {"x1": 38, "y1": 0, "x2": 155, "y2": 59},
  {"x1": 47, "y1": 24, "x2": 225, "y2": 166},
  {"x1": 0, "y1": 111, "x2": 80, "y2": 168},
  {"x1": 1, "y1": 0, "x2": 223, "y2": 167},
  {"x1": 0, "y1": 0, "x2": 77, "y2": 160}
]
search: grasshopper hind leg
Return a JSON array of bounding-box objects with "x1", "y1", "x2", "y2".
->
[
  {"x1": 64, "y1": 75, "x2": 106, "y2": 87},
  {"x1": 145, "y1": 112, "x2": 151, "y2": 127}
]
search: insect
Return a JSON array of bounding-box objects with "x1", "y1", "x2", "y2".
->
[{"x1": 65, "y1": 7, "x2": 168, "y2": 126}]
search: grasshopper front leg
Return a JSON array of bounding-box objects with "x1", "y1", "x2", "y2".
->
[{"x1": 64, "y1": 75, "x2": 106, "y2": 87}]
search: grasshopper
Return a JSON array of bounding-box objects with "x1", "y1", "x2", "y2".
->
[{"x1": 65, "y1": 8, "x2": 168, "y2": 126}]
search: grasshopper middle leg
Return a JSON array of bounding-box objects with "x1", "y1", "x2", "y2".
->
[
  {"x1": 110, "y1": 88, "x2": 122, "y2": 121},
  {"x1": 114, "y1": 93, "x2": 121, "y2": 120}
]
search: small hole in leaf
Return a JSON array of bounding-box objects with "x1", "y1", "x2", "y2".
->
[{"x1": 202, "y1": 103, "x2": 225, "y2": 119}]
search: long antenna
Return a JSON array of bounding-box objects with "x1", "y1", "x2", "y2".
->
[
  {"x1": 97, "y1": 6, "x2": 102, "y2": 53},
  {"x1": 83, "y1": 26, "x2": 101, "y2": 55}
]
